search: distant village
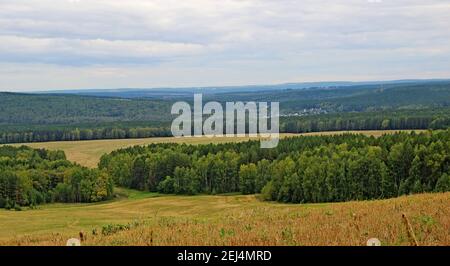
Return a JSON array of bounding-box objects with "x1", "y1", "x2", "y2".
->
[{"x1": 281, "y1": 108, "x2": 328, "y2": 117}]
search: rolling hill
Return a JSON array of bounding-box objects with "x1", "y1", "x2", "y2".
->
[{"x1": 1, "y1": 80, "x2": 450, "y2": 126}]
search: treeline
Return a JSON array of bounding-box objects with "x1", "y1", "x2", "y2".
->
[
  {"x1": 281, "y1": 109, "x2": 450, "y2": 133},
  {"x1": 99, "y1": 130, "x2": 450, "y2": 203},
  {"x1": 2, "y1": 109, "x2": 450, "y2": 144},
  {"x1": 0, "y1": 126, "x2": 171, "y2": 144},
  {"x1": 0, "y1": 146, "x2": 113, "y2": 209}
]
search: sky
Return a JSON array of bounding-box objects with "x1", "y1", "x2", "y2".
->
[{"x1": 1, "y1": 0, "x2": 450, "y2": 91}]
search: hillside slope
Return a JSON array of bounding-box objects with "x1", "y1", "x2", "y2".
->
[
  {"x1": 1, "y1": 191, "x2": 448, "y2": 246},
  {"x1": 2, "y1": 81, "x2": 450, "y2": 126}
]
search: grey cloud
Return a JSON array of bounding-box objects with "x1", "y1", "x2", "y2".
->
[{"x1": 0, "y1": 0, "x2": 449, "y2": 90}]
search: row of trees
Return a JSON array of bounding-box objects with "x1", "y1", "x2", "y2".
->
[
  {"x1": 2, "y1": 109, "x2": 450, "y2": 144},
  {"x1": 0, "y1": 127, "x2": 171, "y2": 144},
  {"x1": 100, "y1": 130, "x2": 450, "y2": 203},
  {"x1": 0, "y1": 146, "x2": 114, "y2": 209},
  {"x1": 281, "y1": 112, "x2": 450, "y2": 133}
]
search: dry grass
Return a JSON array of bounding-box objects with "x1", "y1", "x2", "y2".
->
[
  {"x1": 7, "y1": 130, "x2": 423, "y2": 167},
  {"x1": 1, "y1": 191, "x2": 448, "y2": 246}
]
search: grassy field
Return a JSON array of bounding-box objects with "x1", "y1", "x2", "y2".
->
[
  {"x1": 3, "y1": 129, "x2": 441, "y2": 246},
  {"x1": 8, "y1": 130, "x2": 423, "y2": 168},
  {"x1": 0, "y1": 189, "x2": 448, "y2": 246}
]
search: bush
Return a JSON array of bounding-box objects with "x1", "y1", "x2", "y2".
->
[
  {"x1": 260, "y1": 181, "x2": 274, "y2": 201},
  {"x1": 435, "y1": 174, "x2": 450, "y2": 192},
  {"x1": 157, "y1": 176, "x2": 175, "y2": 194},
  {"x1": 4, "y1": 199, "x2": 12, "y2": 210}
]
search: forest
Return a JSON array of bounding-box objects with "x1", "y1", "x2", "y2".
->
[
  {"x1": 1, "y1": 81, "x2": 450, "y2": 144},
  {"x1": 281, "y1": 108, "x2": 450, "y2": 133},
  {"x1": 99, "y1": 130, "x2": 450, "y2": 203},
  {"x1": 2, "y1": 82, "x2": 450, "y2": 126},
  {"x1": 204, "y1": 80, "x2": 450, "y2": 113},
  {"x1": 0, "y1": 146, "x2": 114, "y2": 209},
  {"x1": 0, "y1": 125, "x2": 170, "y2": 144},
  {"x1": 1, "y1": 108, "x2": 449, "y2": 144},
  {"x1": 0, "y1": 92, "x2": 172, "y2": 125}
]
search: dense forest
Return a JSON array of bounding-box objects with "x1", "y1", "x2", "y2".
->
[
  {"x1": 99, "y1": 130, "x2": 450, "y2": 203},
  {"x1": 1, "y1": 108, "x2": 450, "y2": 144},
  {"x1": 0, "y1": 125, "x2": 171, "y2": 144},
  {"x1": 0, "y1": 146, "x2": 113, "y2": 209},
  {"x1": 204, "y1": 81, "x2": 450, "y2": 112},
  {"x1": 2, "y1": 82, "x2": 450, "y2": 125},
  {"x1": 281, "y1": 108, "x2": 450, "y2": 133},
  {"x1": 1, "y1": 81, "x2": 450, "y2": 144},
  {"x1": 0, "y1": 92, "x2": 172, "y2": 125}
]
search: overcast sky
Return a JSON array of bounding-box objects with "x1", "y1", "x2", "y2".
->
[{"x1": 1, "y1": 0, "x2": 450, "y2": 91}]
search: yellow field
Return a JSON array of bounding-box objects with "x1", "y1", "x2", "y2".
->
[
  {"x1": 0, "y1": 190, "x2": 448, "y2": 246},
  {"x1": 8, "y1": 130, "x2": 423, "y2": 168}
]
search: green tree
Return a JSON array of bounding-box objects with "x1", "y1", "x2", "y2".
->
[
  {"x1": 435, "y1": 173, "x2": 450, "y2": 192},
  {"x1": 239, "y1": 164, "x2": 257, "y2": 195}
]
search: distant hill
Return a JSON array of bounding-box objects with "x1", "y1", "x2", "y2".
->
[
  {"x1": 35, "y1": 79, "x2": 450, "y2": 99},
  {"x1": 1, "y1": 80, "x2": 450, "y2": 127},
  {"x1": 0, "y1": 92, "x2": 172, "y2": 125},
  {"x1": 215, "y1": 81, "x2": 450, "y2": 112}
]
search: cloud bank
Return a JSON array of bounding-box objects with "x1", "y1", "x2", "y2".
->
[{"x1": 1, "y1": 0, "x2": 449, "y2": 91}]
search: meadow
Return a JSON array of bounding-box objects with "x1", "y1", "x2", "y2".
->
[{"x1": 0, "y1": 189, "x2": 448, "y2": 246}]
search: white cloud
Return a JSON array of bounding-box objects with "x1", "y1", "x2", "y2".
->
[
  {"x1": 0, "y1": 35, "x2": 218, "y2": 65},
  {"x1": 0, "y1": 0, "x2": 449, "y2": 90}
]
